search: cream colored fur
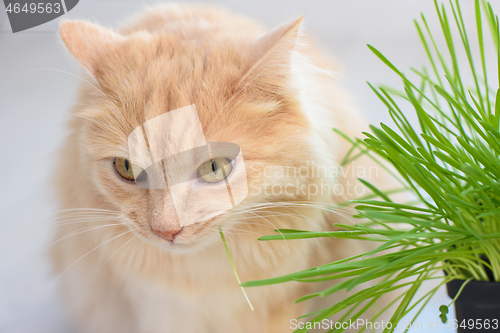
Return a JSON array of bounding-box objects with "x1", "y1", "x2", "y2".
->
[{"x1": 51, "y1": 4, "x2": 385, "y2": 332}]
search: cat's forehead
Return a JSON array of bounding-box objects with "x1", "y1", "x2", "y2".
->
[
  {"x1": 95, "y1": 36, "x2": 250, "y2": 120},
  {"x1": 100, "y1": 35, "x2": 250, "y2": 90}
]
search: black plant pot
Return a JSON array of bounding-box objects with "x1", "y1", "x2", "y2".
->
[{"x1": 446, "y1": 279, "x2": 500, "y2": 332}]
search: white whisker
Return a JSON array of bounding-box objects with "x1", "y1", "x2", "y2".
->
[
  {"x1": 43, "y1": 224, "x2": 125, "y2": 252},
  {"x1": 90, "y1": 236, "x2": 137, "y2": 282},
  {"x1": 50, "y1": 230, "x2": 133, "y2": 291}
]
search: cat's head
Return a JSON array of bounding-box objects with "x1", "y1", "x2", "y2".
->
[{"x1": 59, "y1": 13, "x2": 331, "y2": 253}]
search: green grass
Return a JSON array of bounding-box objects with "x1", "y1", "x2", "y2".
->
[
  {"x1": 219, "y1": 227, "x2": 254, "y2": 311},
  {"x1": 242, "y1": 0, "x2": 500, "y2": 331}
]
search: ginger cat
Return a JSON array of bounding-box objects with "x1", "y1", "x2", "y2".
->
[{"x1": 51, "y1": 3, "x2": 379, "y2": 332}]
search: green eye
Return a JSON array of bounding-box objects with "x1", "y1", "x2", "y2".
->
[
  {"x1": 114, "y1": 157, "x2": 145, "y2": 182},
  {"x1": 198, "y1": 158, "x2": 233, "y2": 183}
]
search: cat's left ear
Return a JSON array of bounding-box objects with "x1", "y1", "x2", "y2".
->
[
  {"x1": 239, "y1": 16, "x2": 304, "y2": 93},
  {"x1": 59, "y1": 20, "x2": 125, "y2": 78}
]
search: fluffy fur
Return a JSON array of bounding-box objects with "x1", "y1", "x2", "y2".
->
[{"x1": 51, "y1": 4, "x2": 380, "y2": 332}]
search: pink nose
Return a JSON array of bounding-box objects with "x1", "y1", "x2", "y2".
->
[{"x1": 153, "y1": 227, "x2": 182, "y2": 241}]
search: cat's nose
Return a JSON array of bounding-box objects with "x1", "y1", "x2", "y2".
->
[{"x1": 153, "y1": 227, "x2": 182, "y2": 241}]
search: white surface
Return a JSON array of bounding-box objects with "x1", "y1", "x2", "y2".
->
[{"x1": 1, "y1": 0, "x2": 497, "y2": 332}]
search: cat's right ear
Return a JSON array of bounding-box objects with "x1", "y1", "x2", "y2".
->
[{"x1": 59, "y1": 20, "x2": 124, "y2": 77}]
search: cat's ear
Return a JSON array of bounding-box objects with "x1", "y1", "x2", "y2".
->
[
  {"x1": 59, "y1": 20, "x2": 124, "y2": 77},
  {"x1": 239, "y1": 16, "x2": 304, "y2": 93}
]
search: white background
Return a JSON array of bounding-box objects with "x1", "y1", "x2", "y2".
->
[{"x1": 1, "y1": 0, "x2": 498, "y2": 332}]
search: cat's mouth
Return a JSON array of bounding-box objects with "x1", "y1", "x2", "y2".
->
[
  {"x1": 153, "y1": 236, "x2": 214, "y2": 254},
  {"x1": 123, "y1": 214, "x2": 219, "y2": 252},
  {"x1": 147, "y1": 223, "x2": 217, "y2": 253}
]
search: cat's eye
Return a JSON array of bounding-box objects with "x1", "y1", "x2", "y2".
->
[
  {"x1": 114, "y1": 157, "x2": 145, "y2": 182},
  {"x1": 198, "y1": 158, "x2": 233, "y2": 183}
]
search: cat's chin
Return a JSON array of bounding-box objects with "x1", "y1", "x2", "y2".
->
[{"x1": 151, "y1": 234, "x2": 217, "y2": 254}]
